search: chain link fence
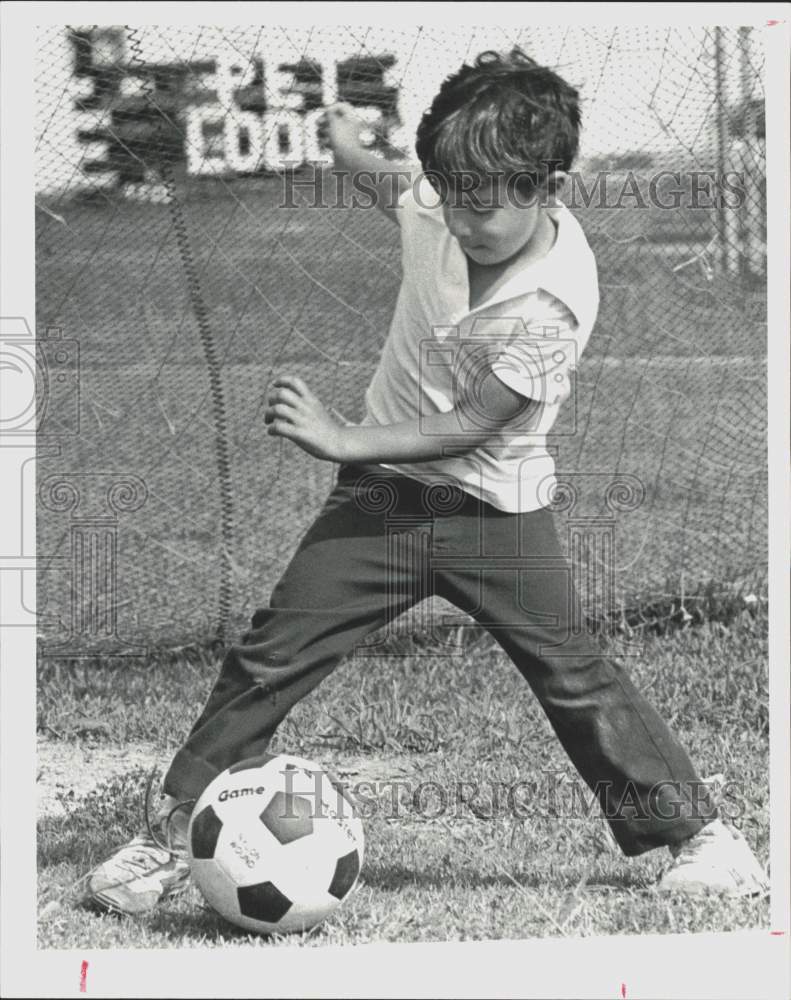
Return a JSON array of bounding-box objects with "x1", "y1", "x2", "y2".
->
[{"x1": 33, "y1": 24, "x2": 767, "y2": 653}]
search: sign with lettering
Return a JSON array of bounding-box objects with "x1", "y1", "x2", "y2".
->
[{"x1": 39, "y1": 28, "x2": 409, "y2": 196}]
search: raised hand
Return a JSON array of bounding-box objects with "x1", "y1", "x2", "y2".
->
[{"x1": 323, "y1": 102, "x2": 363, "y2": 154}]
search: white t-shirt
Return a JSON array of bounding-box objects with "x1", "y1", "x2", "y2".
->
[{"x1": 361, "y1": 176, "x2": 600, "y2": 512}]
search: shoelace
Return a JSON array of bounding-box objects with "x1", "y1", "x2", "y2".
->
[
  {"x1": 143, "y1": 766, "x2": 194, "y2": 859},
  {"x1": 113, "y1": 847, "x2": 171, "y2": 878},
  {"x1": 89, "y1": 836, "x2": 183, "y2": 889}
]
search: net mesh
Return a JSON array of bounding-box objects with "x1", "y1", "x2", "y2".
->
[{"x1": 34, "y1": 24, "x2": 767, "y2": 651}]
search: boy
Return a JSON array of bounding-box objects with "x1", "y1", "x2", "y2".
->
[{"x1": 86, "y1": 49, "x2": 767, "y2": 915}]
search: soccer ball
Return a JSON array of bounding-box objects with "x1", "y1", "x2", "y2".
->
[{"x1": 187, "y1": 752, "x2": 364, "y2": 935}]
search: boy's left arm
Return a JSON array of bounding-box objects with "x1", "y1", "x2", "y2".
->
[{"x1": 264, "y1": 374, "x2": 533, "y2": 464}]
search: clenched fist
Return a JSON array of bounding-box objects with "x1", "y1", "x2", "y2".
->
[{"x1": 323, "y1": 102, "x2": 363, "y2": 154}]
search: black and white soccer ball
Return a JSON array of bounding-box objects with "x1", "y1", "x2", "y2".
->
[{"x1": 187, "y1": 753, "x2": 364, "y2": 935}]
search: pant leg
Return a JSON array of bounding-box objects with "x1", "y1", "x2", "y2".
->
[
  {"x1": 164, "y1": 465, "x2": 428, "y2": 801},
  {"x1": 432, "y1": 496, "x2": 716, "y2": 856}
]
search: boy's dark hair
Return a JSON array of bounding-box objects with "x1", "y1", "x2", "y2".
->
[{"x1": 415, "y1": 48, "x2": 581, "y2": 200}]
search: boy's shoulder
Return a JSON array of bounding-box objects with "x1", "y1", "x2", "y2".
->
[
  {"x1": 541, "y1": 204, "x2": 599, "y2": 298},
  {"x1": 546, "y1": 202, "x2": 596, "y2": 263},
  {"x1": 489, "y1": 205, "x2": 600, "y2": 334},
  {"x1": 534, "y1": 206, "x2": 600, "y2": 334}
]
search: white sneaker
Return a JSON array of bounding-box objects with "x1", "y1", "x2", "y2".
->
[
  {"x1": 656, "y1": 819, "x2": 769, "y2": 897},
  {"x1": 84, "y1": 794, "x2": 192, "y2": 915}
]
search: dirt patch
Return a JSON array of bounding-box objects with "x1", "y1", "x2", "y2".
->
[
  {"x1": 36, "y1": 737, "x2": 423, "y2": 819},
  {"x1": 37, "y1": 737, "x2": 163, "y2": 818}
]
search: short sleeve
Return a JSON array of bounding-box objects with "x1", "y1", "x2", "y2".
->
[{"x1": 490, "y1": 294, "x2": 582, "y2": 408}]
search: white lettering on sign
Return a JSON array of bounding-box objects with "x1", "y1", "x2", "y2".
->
[
  {"x1": 186, "y1": 103, "x2": 388, "y2": 176},
  {"x1": 40, "y1": 29, "x2": 407, "y2": 196}
]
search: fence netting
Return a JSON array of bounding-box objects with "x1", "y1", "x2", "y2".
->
[{"x1": 34, "y1": 24, "x2": 767, "y2": 653}]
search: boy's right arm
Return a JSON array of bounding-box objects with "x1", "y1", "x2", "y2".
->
[{"x1": 325, "y1": 103, "x2": 414, "y2": 223}]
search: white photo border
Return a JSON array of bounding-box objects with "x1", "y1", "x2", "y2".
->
[{"x1": 1, "y1": 3, "x2": 788, "y2": 998}]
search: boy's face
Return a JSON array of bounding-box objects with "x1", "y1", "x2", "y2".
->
[{"x1": 440, "y1": 176, "x2": 544, "y2": 266}]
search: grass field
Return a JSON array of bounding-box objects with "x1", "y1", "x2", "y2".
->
[
  {"x1": 38, "y1": 610, "x2": 769, "y2": 947},
  {"x1": 35, "y1": 177, "x2": 770, "y2": 947}
]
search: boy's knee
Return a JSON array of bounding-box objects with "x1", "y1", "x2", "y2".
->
[{"x1": 533, "y1": 650, "x2": 620, "y2": 703}]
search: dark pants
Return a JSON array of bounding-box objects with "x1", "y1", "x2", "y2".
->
[{"x1": 165, "y1": 464, "x2": 715, "y2": 856}]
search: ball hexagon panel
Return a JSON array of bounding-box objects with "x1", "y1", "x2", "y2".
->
[
  {"x1": 259, "y1": 791, "x2": 314, "y2": 845},
  {"x1": 247, "y1": 821, "x2": 339, "y2": 900},
  {"x1": 212, "y1": 823, "x2": 274, "y2": 887}
]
